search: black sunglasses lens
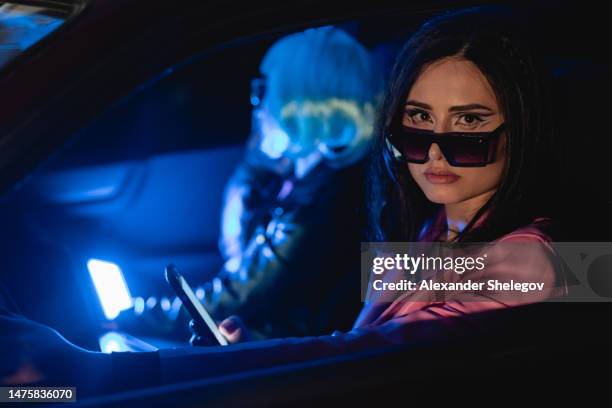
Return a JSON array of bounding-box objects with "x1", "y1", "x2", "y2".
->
[
  {"x1": 443, "y1": 137, "x2": 489, "y2": 166},
  {"x1": 389, "y1": 133, "x2": 430, "y2": 163},
  {"x1": 391, "y1": 126, "x2": 499, "y2": 166}
]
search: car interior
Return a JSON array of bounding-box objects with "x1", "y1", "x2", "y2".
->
[{"x1": 0, "y1": 0, "x2": 611, "y2": 404}]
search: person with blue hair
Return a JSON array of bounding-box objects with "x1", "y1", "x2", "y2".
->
[
  {"x1": 202, "y1": 26, "x2": 384, "y2": 340},
  {"x1": 255, "y1": 25, "x2": 379, "y2": 167}
]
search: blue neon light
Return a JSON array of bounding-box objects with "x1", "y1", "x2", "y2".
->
[{"x1": 87, "y1": 259, "x2": 133, "y2": 320}]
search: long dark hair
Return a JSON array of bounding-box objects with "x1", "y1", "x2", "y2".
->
[{"x1": 367, "y1": 6, "x2": 560, "y2": 242}]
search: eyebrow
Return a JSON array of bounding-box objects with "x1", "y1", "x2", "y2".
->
[
  {"x1": 405, "y1": 100, "x2": 494, "y2": 113},
  {"x1": 448, "y1": 103, "x2": 494, "y2": 112},
  {"x1": 405, "y1": 100, "x2": 432, "y2": 110}
]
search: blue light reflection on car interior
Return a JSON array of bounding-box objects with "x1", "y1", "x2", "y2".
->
[
  {"x1": 0, "y1": 37, "x2": 263, "y2": 349},
  {"x1": 0, "y1": 3, "x2": 64, "y2": 68},
  {"x1": 0, "y1": 144, "x2": 245, "y2": 348}
]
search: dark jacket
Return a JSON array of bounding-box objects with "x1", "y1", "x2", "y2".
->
[{"x1": 204, "y1": 158, "x2": 367, "y2": 338}]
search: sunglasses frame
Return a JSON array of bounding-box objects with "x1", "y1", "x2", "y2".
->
[
  {"x1": 250, "y1": 76, "x2": 266, "y2": 107},
  {"x1": 386, "y1": 123, "x2": 505, "y2": 167}
]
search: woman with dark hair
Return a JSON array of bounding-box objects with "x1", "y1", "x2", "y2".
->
[
  {"x1": 1, "y1": 7, "x2": 571, "y2": 393},
  {"x1": 369, "y1": 7, "x2": 559, "y2": 244},
  {"x1": 354, "y1": 6, "x2": 569, "y2": 327}
]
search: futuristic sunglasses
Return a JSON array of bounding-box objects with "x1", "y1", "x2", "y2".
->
[{"x1": 386, "y1": 123, "x2": 505, "y2": 167}]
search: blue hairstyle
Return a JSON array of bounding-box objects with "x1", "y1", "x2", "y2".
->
[{"x1": 258, "y1": 26, "x2": 383, "y2": 166}]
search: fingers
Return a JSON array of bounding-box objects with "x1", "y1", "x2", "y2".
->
[
  {"x1": 189, "y1": 316, "x2": 250, "y2": 346},
  {"x1": 218, "y1": 315, "x2": 250, "y2": 344}
]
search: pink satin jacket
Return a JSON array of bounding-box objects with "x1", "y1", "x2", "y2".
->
[{"x1": 354, "y1": 209, "x2": 569, "y2": 329}]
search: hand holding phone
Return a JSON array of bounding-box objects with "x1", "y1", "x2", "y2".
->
[{"x1": 165, "y1": 264, "x2": 228, "y2": 346}]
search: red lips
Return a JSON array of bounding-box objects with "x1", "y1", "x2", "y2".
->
[{"x1": 424, "y1": 168, "x2": 460, "y2": 184}]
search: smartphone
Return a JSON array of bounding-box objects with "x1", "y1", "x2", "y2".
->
[{"x1": 165, "y1": 264, "x2": 228, "y2": 346}]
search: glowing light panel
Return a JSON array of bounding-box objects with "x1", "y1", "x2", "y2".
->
[{"x1": 87, "y1": 259, "x2": 132, "y2": 320}]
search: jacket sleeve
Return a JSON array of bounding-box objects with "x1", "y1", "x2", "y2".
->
[{"x1": 356, "y1": 233, "x2": 568, "y2": 328}]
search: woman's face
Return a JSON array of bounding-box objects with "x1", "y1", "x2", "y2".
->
[{"x1": 403, "y1": 58, "x2": 506, "y2": 205}]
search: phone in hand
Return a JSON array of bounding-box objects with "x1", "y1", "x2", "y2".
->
[{"x1": 165, "y1": 264, "x2": 228, "y2": 346}]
